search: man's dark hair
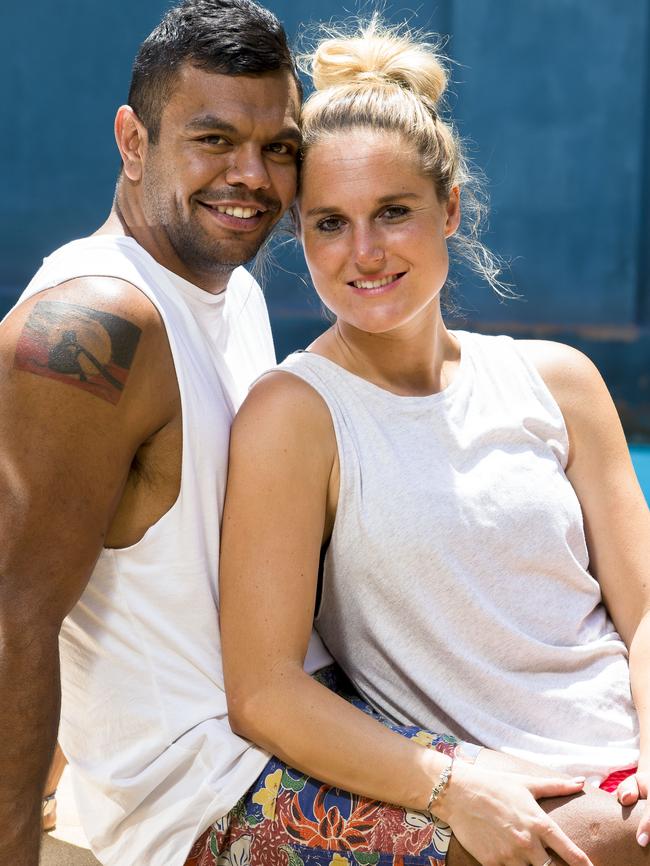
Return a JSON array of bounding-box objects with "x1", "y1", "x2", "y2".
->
[{"x1": 128, "y1": 0, "x2": 300, "y2": 143}]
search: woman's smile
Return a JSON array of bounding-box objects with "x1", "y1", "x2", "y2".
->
[
  {"x1": 299, "y1": 128, "x2": 460, "y2": 337},
  {"x1": 348, "y1": 272, "x2": 406, "y2": 294}
]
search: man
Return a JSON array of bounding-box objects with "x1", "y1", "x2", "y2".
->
[{"x1": 0, "y1": 1, "x2": 325, "y2": 863}]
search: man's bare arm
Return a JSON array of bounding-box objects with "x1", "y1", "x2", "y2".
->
[{"x1": 0, "y1": 280, "x2": 176, "y2": 865}]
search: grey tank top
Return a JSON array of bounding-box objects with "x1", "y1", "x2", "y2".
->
[{"x1": 278, "y1": 330, "x2": 639, "y2": 779}]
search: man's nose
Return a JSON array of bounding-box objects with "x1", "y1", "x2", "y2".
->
[{"x1": 225, "y1": 146, "x2": 271, "y2": 190}]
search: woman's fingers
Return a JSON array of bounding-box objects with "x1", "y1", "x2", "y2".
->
[
  {"x1": 540, "y1": 818, "x2": 594, "y2": 866},
  {"x1": 445, "y1": 765, "x2": 593, "y2": 866},
  {"x1": 633, "y1": 786, "x2": 650, "y2": 847},
  {"x1": 524, "y1": 775, "x2": 587, "y2": 800},
  {"x1": 617, "y1": 773, "x2": 641, "y2": 806},
  {"x1": 520, "y1": 775, "x2": 592, "y2": 866},
  {"x1": 616, "y1": 771, "x2": 650, "y2": 845}
]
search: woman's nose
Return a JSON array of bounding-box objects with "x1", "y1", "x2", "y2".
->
[{"x1": 353, "y1": 228, "x2": 385, "y2": 268}]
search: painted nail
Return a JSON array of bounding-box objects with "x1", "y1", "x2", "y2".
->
[{"x1": 637, "y1": 832, "x2": 649, "y2": 847}]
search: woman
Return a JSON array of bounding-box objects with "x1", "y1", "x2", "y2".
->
[{"x1": 213, "y1": 20, "x2": 650, "y2": 866}]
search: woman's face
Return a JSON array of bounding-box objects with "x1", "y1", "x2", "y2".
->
[{"x1": 298, "y1": 128, "x2": 460, "y2": 337}]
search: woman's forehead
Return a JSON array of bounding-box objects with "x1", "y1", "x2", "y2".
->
[{"x1": 299, "y1": 130, "x2": 424, "y2": 198}]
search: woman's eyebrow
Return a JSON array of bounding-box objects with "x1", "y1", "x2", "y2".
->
[
  {"x1": 305, "y1": 191, "x2": 421, "y2": 218},
  {"x1": 376, "y1": 192, "x2": 420, "y2": 204}
]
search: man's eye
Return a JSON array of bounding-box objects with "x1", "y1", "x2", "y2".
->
[
  {"x1": 316, "y1": 217, "x2": 344, "y2": 233},
  {"x1": 199, "y1": 135, "x2": 228, "y2": 146},
  {"x1": 382, "y1": 205, "x2": 410, "y2": 219},
  {"x1": 265, "y1": 142, "x2": 295, "y2": 156}
]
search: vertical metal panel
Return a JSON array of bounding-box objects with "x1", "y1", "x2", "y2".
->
[
  {"x1": 444, "y1": 0, "x2": 648, "y2": 328},
  {"x1": 1, "y1": 0, "x2": 648, "y2": 430},
  {"x1": 637, "y1": 0, "x2": 650, "y2": 326},
  {"x1": 1, "y1": 1, "x2": 163, "y2": 290}
]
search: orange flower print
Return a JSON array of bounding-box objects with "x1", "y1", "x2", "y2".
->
[{"x1": 281, "y1": 786, "x2": 377, "y2": 850}]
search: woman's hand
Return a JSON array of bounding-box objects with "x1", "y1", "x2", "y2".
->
[
  {"x1": 617, "y1": 770, "x2": 650, "y2": 847},
  {"x1": 437, "y1": 761, "x2": 592, "y2": 866}
]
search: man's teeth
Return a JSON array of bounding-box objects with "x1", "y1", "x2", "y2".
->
[
  {"x1": 353, "y1": 275, "x2": 396, "y2": 289},
  {"x1": 215, "y1": 205, "x2": 259, "y2": 219}
]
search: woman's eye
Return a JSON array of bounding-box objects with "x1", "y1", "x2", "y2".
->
[{"x1": 316, "y1": 217, "x2": 344, "y2": 233}]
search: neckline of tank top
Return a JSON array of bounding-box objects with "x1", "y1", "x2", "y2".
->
[
  {"x1": 88, "y1": 234, "x2": 230, "y2": 307},
  {"x1": 293, "y1": 330, "x2": 472, "y2": 405}
]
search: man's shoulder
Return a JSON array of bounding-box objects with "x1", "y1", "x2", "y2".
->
[
  {"x1": 13, "y1": 235, "x2": 165, "y2": 335},
  {"x1": 0, "y1": 236, "x2": 170, "y2": 400},
  {"x1": 25, "y1": 235, "x2": 156, "y2": 301}
]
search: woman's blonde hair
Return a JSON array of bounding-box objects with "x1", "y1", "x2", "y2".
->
[{"x1": 298, "y1": 17, "x2": 511, "y2": 298}]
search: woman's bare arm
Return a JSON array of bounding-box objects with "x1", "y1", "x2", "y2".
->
[
  {"x1": 219, "y1": 369, "x2": 591, "y2": 866},
  {"x1": 523, "y1": 339, "x2": 650, "y2": 847}
]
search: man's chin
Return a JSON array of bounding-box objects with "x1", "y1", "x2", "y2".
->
[{"x1": 175, "y1": 235, "x2": 270, "y2": 276}]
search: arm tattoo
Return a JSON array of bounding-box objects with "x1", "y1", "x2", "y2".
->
[{"x1": 13, "y1": 300, "x2": 142, "y2": 405}]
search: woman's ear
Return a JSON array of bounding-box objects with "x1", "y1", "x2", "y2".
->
[{"x1": 444, "y1": 186, "x2": 461, "y2": 238}]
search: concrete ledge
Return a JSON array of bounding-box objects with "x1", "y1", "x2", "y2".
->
[
  {"x1": 39, "y1": 766, "x2": 100, "y2": 866},
  {"x1": 40, "y1": 834, "x2": 101, "y2": 866}
]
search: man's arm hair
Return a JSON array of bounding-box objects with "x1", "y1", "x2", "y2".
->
[{"x1": 0, "y1": 278, "x2": 175, "y2": 865}]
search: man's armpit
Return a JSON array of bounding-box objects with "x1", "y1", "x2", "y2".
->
[{"x1": 13, "y1": 300, "x2": 142, "y2": 405}]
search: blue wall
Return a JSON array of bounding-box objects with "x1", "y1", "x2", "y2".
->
[{"x1": 2, "y1": 0, "x2": 649, "y2": 435}]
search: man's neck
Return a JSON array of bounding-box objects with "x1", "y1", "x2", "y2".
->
[{"x1": 95, "y1": 198, "x2": 233, "y2": 295}]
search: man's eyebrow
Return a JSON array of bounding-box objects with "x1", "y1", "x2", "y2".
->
[
  {"x1": 185, "y1": 114, "x2": 302, "y2": 145},
  {"x1": 274, "y1": 126, "x2": 302, "y2": 146},
  {"x1": 305, "y1": 192, "x2": 421, "y2": 218},
  {"x1": 185, "y1": 114, "x2": 238, "y2": 133}
]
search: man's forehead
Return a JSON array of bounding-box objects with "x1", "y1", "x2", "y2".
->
[{"x1": 164, "y1": 63, "x2": 301, "y2": 128}]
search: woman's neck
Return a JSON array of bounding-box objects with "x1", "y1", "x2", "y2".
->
[{"x1": 309, "y1": 309, "x2": 461, "y2": 398}]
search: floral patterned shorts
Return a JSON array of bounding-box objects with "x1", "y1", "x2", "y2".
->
[{"x1": 185, "y1": 665, "x2": 480, "y2": 866}]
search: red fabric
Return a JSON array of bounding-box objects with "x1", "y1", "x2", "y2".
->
[{"x1": 599, "y1": 766, "x2": 637, "y2": 792}]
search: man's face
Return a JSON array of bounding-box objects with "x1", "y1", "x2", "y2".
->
[{"x1": 140, "y1": 64, "x2": 300, "y2": 290}]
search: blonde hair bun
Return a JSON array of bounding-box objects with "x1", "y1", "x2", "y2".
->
[{"x1": 309, "y1": 20, "x2": 448, "y2": 106}]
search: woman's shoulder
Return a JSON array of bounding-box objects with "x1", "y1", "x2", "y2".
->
[
  {"x1": 514, "y1": 339, "x2": 612, "y2": 432},
  {"x1": 232, "y1": 365, "x2": 337, "y2": 465},
  {"x1": 515, "y1": 339, "x2": 604, "y2": 395}
]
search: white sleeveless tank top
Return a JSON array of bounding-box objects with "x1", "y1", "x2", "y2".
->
[
  {"x1": 278, "y1": 330, "x2": 639, "y2": 780},
  {"x1": 8, "y1": 235, "x2": 330, "y2": 866}
]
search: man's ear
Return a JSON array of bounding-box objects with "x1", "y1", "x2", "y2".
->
[
  {"x1": 114, "y1": 106, "x2": 148, "y2": 182},
  {"x1": 444, "y1": 186, "x2": 461, "y2": 238}
]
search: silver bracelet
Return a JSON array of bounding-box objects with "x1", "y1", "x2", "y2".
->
[{"x1": 427, "y1": 756, "x2": 454, "y2": 812}]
